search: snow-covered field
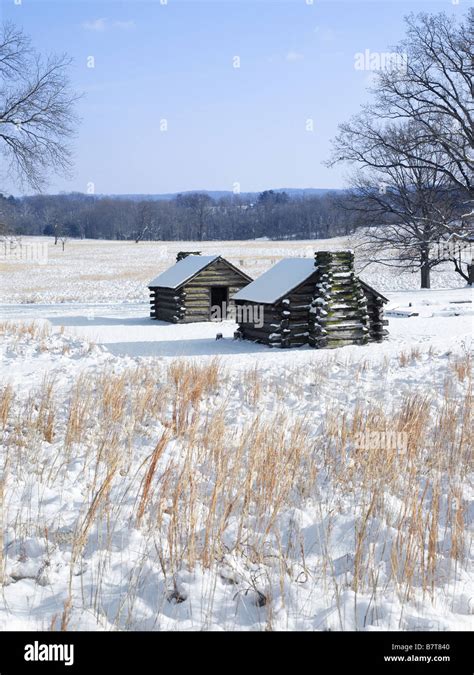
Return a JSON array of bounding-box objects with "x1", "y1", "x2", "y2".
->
[
  {"x1": 0, "y1": 238, "x2": 472, "y2": 631},
  {"x1": 0, "y1": 236, "x2": 467, "y2": 305}
]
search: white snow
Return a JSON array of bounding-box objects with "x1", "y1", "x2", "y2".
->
[
  {"x1": 148, "y1": 254, "x2": 219, "y2": 289},
  {"x1": 0, "y1": 238, "x2": 473, "y2": 633},
  {"x1": 233, "y1": 258, "x2": 317, "y2": 304},
  {"x1": 0, "y1": 237, "x2": 467, "y2": 305}
]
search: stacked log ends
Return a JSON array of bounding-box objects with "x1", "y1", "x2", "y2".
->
[
  {"x1": 150, "y1": 288, "x2": 186, "y2": 321},
  {"x1": 365, "y1": 293, "x2": 389, "y2": 342},
  {"x1": 309, "y1": 251, "x2": 370, "y2": 349}
]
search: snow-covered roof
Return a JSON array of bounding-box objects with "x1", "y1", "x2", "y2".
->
[
  {"x1": 148, "y1": 255, "x2": 220, "y2": 289},
  {"x1": 233, "y1": 258, "x2": 317, "y2": 304}
]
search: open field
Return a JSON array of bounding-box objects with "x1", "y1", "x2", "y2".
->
[
  {"x1": 0, "y1": 238, "x2": 472, "y2": 631},
  {"x1": 0, "y1": 236, "x2": 467, "y2": 305}
]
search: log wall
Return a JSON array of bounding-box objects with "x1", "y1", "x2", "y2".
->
[
  {"x1": 150, "y1": 258, "x2": 250, "y2": 323},
  {"x1": 362, "y1": 287, "x2": 389, "y2": 342},
  {"x1": 236, "y1": 272, "x2": 318, "y2": 348}
]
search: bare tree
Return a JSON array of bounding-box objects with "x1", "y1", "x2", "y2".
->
[
  {"x1": 0, "y1": 22, "x2": 78, "y2": 191},
  {"x1": 329, "y1": 9, "x2": 473, "y2": 286},
  {"x1": 374, "y1": 11, "x2": 472, "y2": 196},
  {"x1": 334, "y1": 122, "x2": 461, "y2": 288},
  {"x1": 439, "y1": 236, "x2": 474, "y2": 284},
  {"x1": 176, "y1": 192, "x2": 213, "y2": 241},
  {"x1": 330, "y1": 10, "x2": 473, "y2": 229},
  {"x1": 133, "y1": 201, "x2": 157, "y2": 243},
  {"x1": 58, "y1": 232, "x2": 68, "y2": 251}
]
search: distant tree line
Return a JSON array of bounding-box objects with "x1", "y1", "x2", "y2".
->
[
  {"x1": 0, "y1": 190, "x2": 365, "y2": 242},
  {"x1": 0, "y1": 184, "x2": 470, "y2": 284}
]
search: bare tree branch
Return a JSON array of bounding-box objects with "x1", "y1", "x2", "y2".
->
[{"x1": 0, "y1": 21, "x2": 79, "y2": 191}]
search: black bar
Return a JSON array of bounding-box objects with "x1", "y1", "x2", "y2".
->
[{"x1": 0, "y1": 631, "x2": 470, "y2": 674}]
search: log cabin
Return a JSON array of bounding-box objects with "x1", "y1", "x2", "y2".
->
[
  {"x1": 233, "y1": 258, "x2": 319, "y2": 347},
  {"x1": 234, "y1": 251, "x2": 388, "y2": 348},
  {"x1": 148, "y1": 254, "x2": 252, "y2": 323}
]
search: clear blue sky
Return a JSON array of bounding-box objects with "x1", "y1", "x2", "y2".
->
[{"x1": 0, "y1": 0, "x2": 464, "y2": 195}]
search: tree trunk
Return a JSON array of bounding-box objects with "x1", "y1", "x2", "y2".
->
[
  {"x1": 420, "y1": 245, "x2": 431, "y2": 289},
  {"x1": 420, "y1": 265, "x2": 430, "y2": 289}
]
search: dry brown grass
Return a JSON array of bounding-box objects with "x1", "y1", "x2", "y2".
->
[
  {"x1": 1, "y1": 346, "x2": 471, "y2": 629},
  {"x1": 243, "y1": 365, "x2": 262, "y2": 407},
  {"x1": 136, "y1": 431, "x2": 170, "y2": 527},
  {"x1": 64, "y1": 373, "x2": 93, "y2": 451},
  {"x1": 167, "y1": 358, "x2": 222, "y2": 435},
  {"x1": 323, "y1": 378, "x2": 471, "y2": 604},
  {"x1": 0, "y1": 262, "x2": 32, "y2": 273},
  {"x1": 398, "y1": 347, "x2": 422, "y2": 367},
  {"x1": 451, "y1": 351, "x2": 472, "y2": 382},
  {"x1": 0, "y1": 320, "x2": 50, "y2": 342},
  {"x1": 35, "y1": 375, "x2": 57, "y2": 443},
  {"x1": 0, "y1": 384, "x2": 14, "y2": 430}
]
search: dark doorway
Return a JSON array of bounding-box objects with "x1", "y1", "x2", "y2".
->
[{"x1": 210, "y1": 286, "x2": 228, "y2": 320}]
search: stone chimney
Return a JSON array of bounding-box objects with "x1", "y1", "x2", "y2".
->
[
  {"x1": 176, "y1": 251, "x2": 201, "y2": 262},
  {"x1": 309, "y1": 251, "x2": 369, "y2": 349}
]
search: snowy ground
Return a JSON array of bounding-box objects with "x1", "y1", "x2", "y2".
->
[
  {"x1": 0, "y1": 236, "x2": 467, "y2": 305},
  {"x1": 0, "y1": 238, "x2": 472, "y2": 632}
]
